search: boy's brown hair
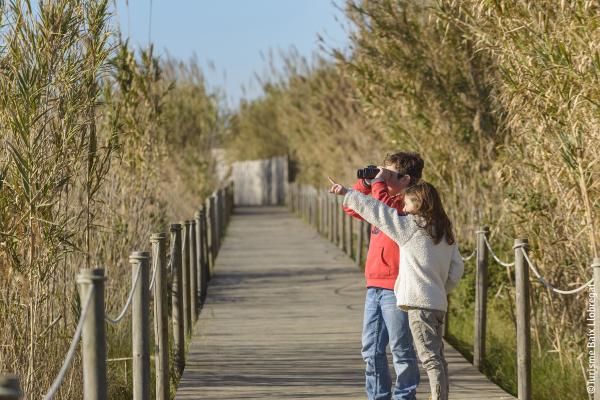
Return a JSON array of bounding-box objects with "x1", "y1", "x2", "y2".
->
[{"x1": 383, "y1": 152, "x2": 424, "y2": 186}]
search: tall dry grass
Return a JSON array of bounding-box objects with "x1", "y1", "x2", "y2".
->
[{"x1": 0, "y1": 1, "x2": 223, "y2": 398}]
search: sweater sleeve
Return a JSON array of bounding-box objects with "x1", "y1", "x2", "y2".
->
[
  {"x1": 342, "y1": 179, "x2": 372, "y2": 221},
  {"x1": 342, "y1": 189, "x2": 417, "y2": 246},
  {"x1": 445, "y1": 244, "x2": 464, "y2": 294}
]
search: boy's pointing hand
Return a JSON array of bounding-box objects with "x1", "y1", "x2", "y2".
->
[{"x1": 328, "y1": 176, "x2": 348, "y2": 196}]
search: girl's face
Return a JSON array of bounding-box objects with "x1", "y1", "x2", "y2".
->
[{"x1": 403, "y1": 196, "x2": 419, "y2": 215}]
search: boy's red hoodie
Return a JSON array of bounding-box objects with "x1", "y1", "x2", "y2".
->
[{"x1": 342, "y1": 179, "x2": 404, "y2": 290}]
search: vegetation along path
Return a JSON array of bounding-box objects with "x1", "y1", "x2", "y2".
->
[{"x1": 174, "y1": 206, "x2": 515, "y2": 399}]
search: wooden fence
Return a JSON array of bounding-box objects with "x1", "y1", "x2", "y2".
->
[{"x1": 0, "y1": 182, "x2": 234, "y2": 400}]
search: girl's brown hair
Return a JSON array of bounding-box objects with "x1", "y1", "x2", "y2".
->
[{"x1": 404, "y1": 182, "x2": 455, "y2": 245}]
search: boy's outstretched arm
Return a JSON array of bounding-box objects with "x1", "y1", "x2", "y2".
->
[
  {"x1": 445, "y1": 244, "x2": 464, "y2": 294},
  {"x1": 342, "y1": 189, "x2": 417, "y2": 246}
]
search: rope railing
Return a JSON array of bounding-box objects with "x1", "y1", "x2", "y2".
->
[
  {"x1": 149, "y1": 253, "x2": 159, "y2": 292},
  {"x1": 461, "y1": 250, "x2": 476, "y2": 261},
  {"x1": 515, "y1": 245, "x2": 594, "y2": 295},
  {"x1": 477, "y1": 231, "x2": 515, "y2": 268},
  {"x1": 1, "y1": 181, "x2": 236, "y2": 400},
  {"x1": 43, "y1": 286, "x2": 95, "y2": 400},
  {"x1": 105, "y1": 263, "x2": 142, "y2": 325}
]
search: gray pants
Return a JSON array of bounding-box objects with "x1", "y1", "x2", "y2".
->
[{"x1": 407, "y1": 308, "x2": 448, "y2": 400}]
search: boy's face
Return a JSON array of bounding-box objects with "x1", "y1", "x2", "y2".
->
[{"x1": 383, "y1": 163, "x2": 410, "y2": 196}]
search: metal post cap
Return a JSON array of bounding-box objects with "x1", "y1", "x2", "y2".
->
[
  {"x1": 150, "y1": 233, "x2": 166, "y2": 241},
  {"x1": 76, "y1": 268, "x2": 106, "y2": 284},
  {"x1": 169, "y1": 224, "x2": 182, "y2": 232},
  {"x1": 130, "y1": 251, "x2": 150, "y2": 262}
]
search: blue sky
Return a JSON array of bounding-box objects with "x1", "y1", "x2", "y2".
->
[{"x1": 114, "y1": 0, "x2": 351, "y2": 108}]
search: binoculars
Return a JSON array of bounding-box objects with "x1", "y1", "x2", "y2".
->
[
  {"x1": 356, "y1": 165, "x2": 380, "y2": 179},
  {"x1": 357, "y1": 165, "x2": 403, "y2": 180}
]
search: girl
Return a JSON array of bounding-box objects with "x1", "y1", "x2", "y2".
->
[{"x1": 329, "y1": 172, "x2": 464, "y2": 400}]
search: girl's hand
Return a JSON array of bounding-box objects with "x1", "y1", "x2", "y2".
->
[{"x1": 327, "y1": 176, "x2": 348, "y2": 196}]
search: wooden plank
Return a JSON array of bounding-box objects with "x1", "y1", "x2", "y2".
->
[{"x1": 175, "y1": 206, "x2": 515, "y2": 400}]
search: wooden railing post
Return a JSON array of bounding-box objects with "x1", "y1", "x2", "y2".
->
[
  {"x1": 195, "y1": 210, "x2": 205, "y2": 304},
  {"x1": 0, "y1": 375, "x2": 22, "y2": 400},
  {"x1": 474, "y1": 227, "x2": 489, "y2": 371},
  {"x1": 319, "y1": 191, "x2": 324, "y2": 234},
  {"x1": 190, "y1": 220, "x2": 198, "y2": 322},
  {"x1": 205, "y1": 198, "x2": 214, "y2": 276},
  {"x1": 182, "y1": 221, "x2": 192, "y2": 336},
  {"x1": 340, "y1": 203, "x2": 346, "y2": 251},
  {"x1": 347, "y1": 215, "x2": 353, "y2": 258},
  {"x1": 76, "y1": 268, "x2": 107, "y2": 400},
  {"x1": 209, "y1": 196, "x2": 217, "y2": 268},
  {"x1": 514, "y1": 238, "x2": 531, "y2": 400},
  {"x1": 214, "y1": 192, "x2": 221, "y2": 252},
  {"x1": 592, "y1": 258, "x2": 600, "y2": 400},
  {"x1": 334, "y1": 196, "x2": 339, "y2": 246},
  {"x1": 221, "y1": 188, "x2": 226, "y2": 236},
  {"x1": 202, "y1": 206, "x2": 212, "y2": 283},
  {"x1": 130, "y1": 251, "x2": 150, "y2": 400},
  {"x1": 328, "y1": 195, "x2": 333, "y2": 242},
  {"x1": 356, "y1": 220, "x2": 364, "y2": 268},
  {"x1": 169, "y1": 224, "x2": 185, "y2": 376},
  {"x1": 150, "y1": 234, "x2": 169, "y2": 400}
]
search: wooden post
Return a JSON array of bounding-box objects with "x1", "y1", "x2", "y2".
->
[
  {"x1": 334, "y1": 196, "x2": 339, "y2": 246},
  {"x1": 356, "y1": 220, "x2": 364, "y2": 268},
  {"x1": 474, "y1": 227, "x2": 489, "y2": 371},
  {"x1": 0, "y1": 375, "x2": 22, "y2": 400},
  {"x1": 76, "y1": 268, "x2": 107, "y2": 400},
  {"x1": 169, "y1": 224, "x2": 185, "y2": 376},
  {"x1": 195, "y1": 210, "x2": 205, "y2": 305},
  {"x1": 319, "y1": 191, "x2": 326, "y2": 235},
  {"x1": 347, "y1": 215, "x2": 353, "y2": 258},
  {"x1": 592, "y1": 258, "x2": 600, "y2": 400},
  {"x1": 214, "y1": 193, "x2": 221, "y2": 253},
  {"x1": 205, "y1": 198, "x2": 214, "y2": 276},
  {"x1": 311, "y1": 192, "x2": 319, "y2": 230},
  {"x1": 340, "y1": 203, "x2": 346, "y2": 251},
  {"x1": 150, "y1": 234, "x2": 169, "y2": 400},
  {"x1": 190, "y1": 220, "x2": 198, "y2": 322},
  {"x1": 182, "y1": 221, "x2": 192, "y2": 336},
  {"x1": 221, "y1": 188, "x2": 226, "y2": 234},
  {"x1": 327, "y1": 195, "x2": 333, "y2": 241},
  {"x1": 131, "y1": 251, "x2": 150, "y2": 400},
  {"x1": 210, "y1": 196, "x2": 218, "y2": 265},
  {"x1": 514, "y1": 239, "x2": 531, "y2": 400},
  {"x1": 202, "y1": 207, "x2": 211, "y2": 283}
]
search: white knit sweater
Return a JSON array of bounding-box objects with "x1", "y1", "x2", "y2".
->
[{"x1": 343, "y1": 189, "x2": 464, "y2": 312}]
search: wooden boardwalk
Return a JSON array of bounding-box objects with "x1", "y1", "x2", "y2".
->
[{"x1": 174, "y1": 206, "x2": 515, "y2": 399}]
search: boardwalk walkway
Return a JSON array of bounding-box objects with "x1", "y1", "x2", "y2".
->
[{"x1": 175, "y1": 206, "x2": 515, "y2": 399}]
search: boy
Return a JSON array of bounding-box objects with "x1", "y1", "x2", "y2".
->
[{"x1": 342, "y1": 152, "x2": 424, "y2": 400}]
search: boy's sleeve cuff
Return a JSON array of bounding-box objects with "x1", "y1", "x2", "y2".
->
[{"x1": 371, "y1": 179, "x2": 386, "y2": 188}]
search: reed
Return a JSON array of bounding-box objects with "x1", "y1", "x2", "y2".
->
[{"x1": 0, "y1": 2, "x2": 222, "y2": 398}]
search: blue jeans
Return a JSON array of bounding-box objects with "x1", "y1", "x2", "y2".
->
[{"x1": 362, "y1": 288, "x2": 420, "y2": 400}]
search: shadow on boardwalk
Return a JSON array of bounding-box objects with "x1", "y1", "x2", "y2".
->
[{"x1": 175, "y1": 206, "x2": 515, "y2": 399}]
